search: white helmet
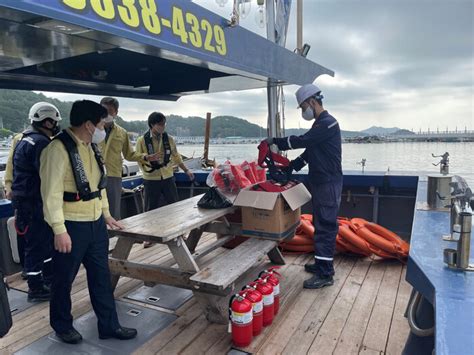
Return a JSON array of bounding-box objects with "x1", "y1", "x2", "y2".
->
[
  {"x1": 295, "y1": 84, "x2": 324, "y2": 108},
  {"x1": 28, "y1": 102, "x2": 62, "y2": 122}
]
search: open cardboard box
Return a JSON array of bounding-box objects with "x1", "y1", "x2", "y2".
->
[{"x1": 233, "y1": 182, "x2": 311, "y2": 240}]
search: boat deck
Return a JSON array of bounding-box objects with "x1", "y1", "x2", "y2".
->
[{"x1": 1, "y1": 233, "x2": 411, "y2": 354}]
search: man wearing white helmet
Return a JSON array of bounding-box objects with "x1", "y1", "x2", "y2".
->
[
  {"x1": 11, "y1": 102, "x2": 62, "y2": 301},
  {"x1": 266, "y1": 84, "x2": 342, "y2": 289}
]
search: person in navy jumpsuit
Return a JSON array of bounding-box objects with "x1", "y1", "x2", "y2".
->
[
  {"x1": 269, "y1": 84, "x2": 342, "y2": 289},
  {"x1": 11, "y1": 102, "x2": 62, "y2": 301}
]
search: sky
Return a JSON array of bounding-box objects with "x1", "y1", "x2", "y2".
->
[{"x1": 42, "y1": 0, "x2": 473, "y2": 132}]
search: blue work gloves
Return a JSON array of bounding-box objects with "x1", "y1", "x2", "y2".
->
[{"x1": 289, "y1": 156, "x2": 306, "y2": 172}]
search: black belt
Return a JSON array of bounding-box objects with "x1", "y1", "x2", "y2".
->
[{"x1": 63, "y1": 190, "x2": 102, "y2": 202}]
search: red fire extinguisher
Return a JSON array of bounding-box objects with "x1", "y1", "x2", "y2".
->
[
  {"x1": 229, "y1": 293, "x2": 253, "y2": 347},
  {"x1": 259, "y1": 267, "x2": 281, "y2": 315},
  {"x1": 253, "y1": 278, "x2": 274, "y2": 326},
  {"x1": 241, "y1": 285, "x2": 263, "y2": 336}
]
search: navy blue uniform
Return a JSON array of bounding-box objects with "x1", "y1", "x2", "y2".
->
[
  {"x1": 50, "y1": 217, "x2": 120, "y2": 334},
  {"x1": 273, "y1": 110, "x2": 342, "y2": 277},
  {"x1": 12, "y1": 129, "x2": 53, "y2": 290}
]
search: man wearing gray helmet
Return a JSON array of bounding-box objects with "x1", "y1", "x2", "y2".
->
[{"x1": 266, "y1": 84, "x2": 342, "y2": 289}]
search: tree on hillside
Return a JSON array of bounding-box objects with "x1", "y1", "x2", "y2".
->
[
  {"x1": 0, "y1": 90, "x2": 373, "y2": 138},
  {"x1": 0, "y1": 90, "x2": 72, "y2": 132}
]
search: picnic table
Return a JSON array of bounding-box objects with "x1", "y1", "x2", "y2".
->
[{"x1": 108, "y1": 194, "x2": 286, "y2": 323}]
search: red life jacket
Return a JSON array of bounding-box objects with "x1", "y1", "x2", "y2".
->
[
  {"x1": 251, "y1": 180, "x2": 298, "y2": 192},
  {"x1": 257, "y1": 141, "x2": 292, "y2": 184}
]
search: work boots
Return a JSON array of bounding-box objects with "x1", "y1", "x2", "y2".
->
[
  {"x1": 99, "y1": 326, "x2": 138, "y2": 340},
  {"x1": 303, "y1": 274, "x2": 334, "y2": 289},
  {"x1": 56, "y1": 328, "x2": 83, "y2": 344},
  {"x1": 27, "y1": 284, "x2": 51, "y2": 302},
  {"x1": 304, "y1": 262, "x2": 319, "y2": 274}
]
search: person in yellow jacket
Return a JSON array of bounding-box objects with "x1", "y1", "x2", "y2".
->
[
  {"x1": 40, "y1": 100, "x2": 137, "y2": 344},
  {"x1": 136, "y1": 111, "x2": 194, "y2": 212},
  {"x1": 99, "y1": 97, "x2": 157, "y2": 219}
]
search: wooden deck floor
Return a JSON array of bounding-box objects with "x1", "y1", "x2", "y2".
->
[{"x1": 1, "y1": 233, "x2": 411, "y2": 354}]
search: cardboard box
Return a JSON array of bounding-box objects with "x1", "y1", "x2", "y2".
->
[{"x1": 233, "y1": 182, "x2": 312, "y2": 240}]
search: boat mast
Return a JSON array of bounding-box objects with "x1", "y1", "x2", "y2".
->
[
  {"x1": 266, "y1": 0, "x2": 278, "y2": 138},
  {"x1": 297, "y1": 0, "x2": 303, "y2": 54},
  {"x1": 266, "y1": 0, "x2": 294, "y2": 139}
]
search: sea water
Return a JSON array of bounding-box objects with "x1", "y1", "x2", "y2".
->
[{"x1": 177, "y1": 141, "x2": 474, "y2": 187}]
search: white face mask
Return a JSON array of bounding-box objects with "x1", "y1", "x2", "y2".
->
[
  {"x1": 302, "y1": 106, "x2": 314, "y2": 121},
  {"x1": 91, "y1": 127, "x2": 106, "y2": 144}
]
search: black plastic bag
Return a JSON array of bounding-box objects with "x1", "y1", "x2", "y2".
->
[
  {"x1": 198, "y1": 187, "x2": 233, "y2": 209},
  {"x1": 0, "y1": 270, "x2": 12, "y2": 337}
]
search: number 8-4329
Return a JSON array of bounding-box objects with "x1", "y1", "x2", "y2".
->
[{"x1": 62, "y1": 0, "x2": 227, "y2": 55}]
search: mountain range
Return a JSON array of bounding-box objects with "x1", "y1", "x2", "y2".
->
[
  {"x1": 0, "y1": 90, "x2": 408, "y2": 138},
  {"x1": 361, "y1": 126, "x2": 401, "y2": 135}
]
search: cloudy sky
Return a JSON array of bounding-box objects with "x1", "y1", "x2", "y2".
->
[{"x1": 43, "y1": 0, "x2": 473, "y2": 132}]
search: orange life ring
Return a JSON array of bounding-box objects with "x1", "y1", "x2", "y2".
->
[
  {"x1": 357, "y1": 227, "x2": 399, "y2": 255},
  {"x1": 335, "y1": 234, "x2": 349, "y2": 253},
  {"x1": 285, "y1": 234, "x2": 313, "y2": 245},
  {"x1": 365, "y1": 223, "x2": 410, "y2": 256},
  {"x1": 350, "y1": 217, "x2": 369, "y2": 231},
  {"x1": 279, "y1": 243, "x2": 314, "y2": 253},
  {"x1": 279, "y1": 214, "x2": 315, "y2": 254},
  {"x1": 367, "y1": 243, "x2": 398, "y2": 259},
  {"x1": 337, "y1": 217, "x2": 352, "y2": 227},
  {"x1": 338, "y1": 225, "x2": 372, "y2": 256},
  {"x1": 336, "y1": 235, "x2": 364, "y2": 255},
  {"x1": 296, "y1": 219, "x2": 315, "y2": 237}
]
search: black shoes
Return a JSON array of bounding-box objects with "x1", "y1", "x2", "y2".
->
[
  {"x1": 56, "y1": 328, "x2": 83, "y2": 344},
  {"x1": 55, "y1": 326, "x2": 137, "y2": 344},
  {"x1": 27, "y1": 285, "x2": 51, "y2": 302},
  {"x1": 304, "y1": 262, "x2": 319, "y2": 274},
  {"x1": 99, "y1": 326, "x2": 138, "y2": 340},
  {"x1": 303, "y1": 274, "x2": 334, "y2": 289}
]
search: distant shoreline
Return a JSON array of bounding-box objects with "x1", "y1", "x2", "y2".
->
[{"x1": 174, "y1": 140, "x2": 474, "y2": 145}]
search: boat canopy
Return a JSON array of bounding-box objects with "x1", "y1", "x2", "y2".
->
[{"x1": 0, "y1": 0, "x2": 333, "y2": 101}]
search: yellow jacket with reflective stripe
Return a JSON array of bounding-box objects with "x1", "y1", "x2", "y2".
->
[
  {"x1": 40, "y1": 128, "x2": 111, "y2": 235},
  {"x1": 4, "y1": 133, "x2": 22, "y2": 195},
  {"x1": 135, "y1": 132, "x2": 183, "y2": 180},
  {"x1": 98, "y1": 123, "x2": 145, "y2": 178}
]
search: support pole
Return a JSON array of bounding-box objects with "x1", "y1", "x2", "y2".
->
[
  {"x1": 297, "y1": 0, "x2": 303, "y2": 53},
  {"x1": 266, "y1": 0, "x2": 278, "y2": 138},
  {"x1": 203, "y1": 112, "x2": 211, "y2": 162}
]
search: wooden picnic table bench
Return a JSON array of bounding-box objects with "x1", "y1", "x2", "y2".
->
[{"x1": 108, "y1": 194, "x2": 286, "y2": 323}]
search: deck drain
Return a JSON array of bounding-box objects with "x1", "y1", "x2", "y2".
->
[
  {"x1": 146, "y1": 296, "x2": 160, "y2": 303},
  {"x1": 126, "y1": 308, "x2": 142, "y2": 317},
  {"x1": 125, "y1": 284, "x2": 193, "y2": 310}
]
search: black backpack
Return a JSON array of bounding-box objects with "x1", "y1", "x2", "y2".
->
[{"x1": 0, "y1": 270, "x2": 12, "y2": 337}]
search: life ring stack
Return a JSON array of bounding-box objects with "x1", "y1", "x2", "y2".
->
[
  {"x1": 279, "y1": 215, "x2": 409, "y2": 261},
  {"x1": 339, "y1": 218, "x2": 410, "y2": 260},
  {"x1": 279, "y1": 215, "x2": 314, "y2": 253}
]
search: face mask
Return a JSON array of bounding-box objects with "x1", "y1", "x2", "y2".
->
[
  {"x1": 104, "y1": 115, "x2": 114, "y2": 123},
  {"x1": 302, "y1": 106, "x2": 314, "y2": 121},
  {"x1": 51, "y1": 124, "x2": 60, "y2": 136},
  {"x1": 91, "y1": 127, "x2": 106, "y2": 144}
]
